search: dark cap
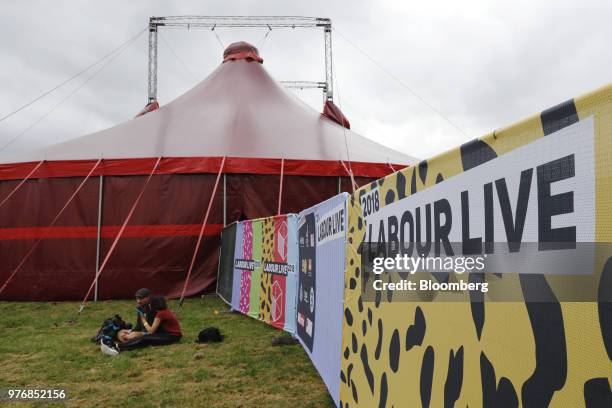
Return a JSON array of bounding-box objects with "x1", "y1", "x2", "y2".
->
[{"x1": 134, "y1": 288, "x2": 151, "y2": 299}]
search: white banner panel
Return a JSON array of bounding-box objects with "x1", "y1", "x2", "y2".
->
[{"x1": 297, "y1": 193, "x2": 349, "y2": 407}]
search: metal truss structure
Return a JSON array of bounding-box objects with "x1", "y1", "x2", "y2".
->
[{"x1": 147, "y1": 16, "x2": 334, "y2": 103}]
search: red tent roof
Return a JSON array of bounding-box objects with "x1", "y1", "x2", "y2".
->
[{"x1": 0, "y1": 42, "x2": 417, "y2": 180}]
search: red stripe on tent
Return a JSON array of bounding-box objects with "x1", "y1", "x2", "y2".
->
[
  {"x1": 0, "y1": 224, "x2": 224, "y2": 240},
  {"x1": 0, "y1": 157, "x2": 407, "y2": 181},
  {"x1": 0, "y1": 160, "x2": 44, "y2": 207},
  {"x1": 0, "y1": 160, "x2": 101, "y2": 296}
]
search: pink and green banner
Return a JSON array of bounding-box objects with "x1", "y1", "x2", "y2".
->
[{"x1": 229, "y1": 214, "x2": 298, "y2": 333}]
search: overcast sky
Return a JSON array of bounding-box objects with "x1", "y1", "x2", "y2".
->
[{"x1": 1, "y1": 0, "x2": 611, "y2": 160}]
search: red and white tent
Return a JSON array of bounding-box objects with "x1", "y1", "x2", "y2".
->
[{"x1": 0, "y1": 42, "x2": 417, "y2": 301}]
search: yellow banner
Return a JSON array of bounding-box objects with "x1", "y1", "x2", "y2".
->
[{"x1": 341, "y1": 85, "x2": 612, "y2": 407}]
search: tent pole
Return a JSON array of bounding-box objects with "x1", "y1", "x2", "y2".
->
[
  {"x1": 324, "y1": 25, "x2": 333, "y2": 101},
  {"x1": 94, "y1": 174, "x2": 104, "y2": 302},
  {"x1": 79, "y1": 157, "x2": 161, "y2": 313},
  {"x1": 338, "y1": 176, "x2": 341, "y2": 194},
  {"x1": 222, "y1": 173, "x2": 227, "y2": 226},
  {"x1": 147, "y1": 21, "x2": 158, "y2": 103},
  {"x1": 277, "y1": 158, "x2": 285, "y2": 215}
]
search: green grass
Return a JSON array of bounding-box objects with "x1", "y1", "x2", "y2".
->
[{"x1": 0, "y1": 297, "x2": 335, "y2": 408}]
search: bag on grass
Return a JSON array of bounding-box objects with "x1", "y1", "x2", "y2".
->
[
  {"x1": 196, "y1": 327, "x2": 224, "y2": 343},
  {"x1": 91, "y1": 314, "x2": 131, "y2": 346}
]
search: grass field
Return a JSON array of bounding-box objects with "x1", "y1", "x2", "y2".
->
[{"x1": 0, "y1": 297, "x2": 335, "y2": 407}]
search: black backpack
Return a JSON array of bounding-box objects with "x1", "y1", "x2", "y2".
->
[
  {"x1": 196, "y1": 327, "x2": 224, "y2": 343},
  {"x1": 91, "y1": 314, "x2": 131, "y2": 346}
]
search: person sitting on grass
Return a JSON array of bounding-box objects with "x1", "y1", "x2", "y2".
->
[
  {"x1": 116, "y1": 329, "x2": 141, "y2": 343},
  {"x1": 133, "y1": 287, "x2": 155, "y2": 331},
  {"x1": 101, "y1": 295, "x2": 182, "y2": 355}
]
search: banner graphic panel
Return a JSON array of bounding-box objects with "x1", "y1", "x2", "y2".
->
[
  {"x1": 298, "y1": 193, "x2": 348, "y2": 407},
  {"x1": 221, "y1": 215, "x2": 298, "y2": 333},
  {"x1": 340, "y1": 87, "x2": 612, "y2": 407}
]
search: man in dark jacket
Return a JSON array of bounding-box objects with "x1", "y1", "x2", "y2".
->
[{"x1": 133, "y1": 288, "x2": 155, "y2": 331}]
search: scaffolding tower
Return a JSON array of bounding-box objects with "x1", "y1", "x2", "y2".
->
[{"x1": 147, "y1": 16, "x2": 334, "y2": 103}]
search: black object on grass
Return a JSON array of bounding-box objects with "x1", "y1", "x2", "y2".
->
[
  {"x1": 196, "y1": 327, "x2": 224, "y2": 343},
  {"x1": 271, "y1": 336, "x2": 299, "y2": 346}
]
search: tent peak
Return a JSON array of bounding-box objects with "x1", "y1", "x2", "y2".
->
[{"x1": 223, "y1": 41, "x2": 263, "y2": 64}]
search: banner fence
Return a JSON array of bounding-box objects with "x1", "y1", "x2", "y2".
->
[
  {"x1": 297, "y1": 193, "x2": 348, "y2": 407},
  {"x1": 216, "y1": 221, "x2": 236, "y2": 305},
  {"x1": 219, "y1": 214, "x2": 299, "y2": 333},
  {"x1": 340, "y1": 86, "x2": 612, "y2": 407},
  {"x1": 217, "y1": 84, "x2": 612, "y2": 407}
]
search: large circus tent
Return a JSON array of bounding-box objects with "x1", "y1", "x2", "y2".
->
[{"x1": 0, "y1": 42, "x2": 416, "y2": 301}]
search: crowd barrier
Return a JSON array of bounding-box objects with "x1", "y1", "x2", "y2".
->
[
  {"x1": 217, "y1": 195, "x2": 348, "y2": 404},
  {"x1": 217, "y1": 84, "x2": 612, "y2": 407}
]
